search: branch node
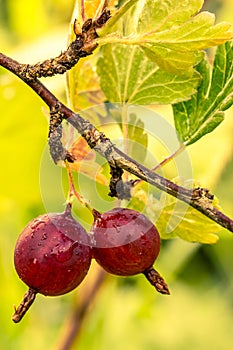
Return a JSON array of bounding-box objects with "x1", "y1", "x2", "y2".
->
[
  {"x1": 108, "y1": 165, "x2": 134, "y2": 200},
  {"x1": 192, "y1": 187, "x2": 214, "y2": 201},
  {"x1": 82, "y1": 128, "x2": 104, "y2": 148},
  {"x1": 94, "y1": 8, "x2": 111, "y2": 28},
  {"x1": 14, "y1": 8, "x2": 111, "y2": 81},
  {"x1": 191, "y1": 187, "x2": 214, "y2": 211}
]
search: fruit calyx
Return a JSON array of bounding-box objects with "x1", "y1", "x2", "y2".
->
[
  {"x1": 12, "y1": 288, "x2": 37, "y2": 323},
  {"x1": 143, "y1": 267, "x2": 170, "y2": 295}
]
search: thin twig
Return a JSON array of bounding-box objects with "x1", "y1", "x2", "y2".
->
[
  {"x1": 152, "y1": 144, "x2": 186, "y2": 172},
  {"x1": 55, "y1": 269, "x2": 107, "y2": 350},
  {"x1": 0, "y1": 54, "x2": 233, "y2": 232}
]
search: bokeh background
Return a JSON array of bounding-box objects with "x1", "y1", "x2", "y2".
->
[{"x1": 1, "y1": 0, "x2": 233, "y2": 349}]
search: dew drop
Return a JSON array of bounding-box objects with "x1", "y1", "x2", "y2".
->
[
  {"x1": 41, "y1": 233, "x2": 47, "y2": 240},
  {"x1": 33, "y1": 258, "x2": 38, "y2": 264},
  {"x1": 113, "y1": 224, "x2": 121, "y2": 233},
  {"x1": 51, "y1": 239, "x2": 75, "y2": 263},
  {"x1": 30, "y1": 219, "x2": 45, "y2": 230}
]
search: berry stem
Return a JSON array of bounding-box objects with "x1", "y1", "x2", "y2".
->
[
  {"x1": 152, "y1": 144, "x2": 186, "y2": 172},
  {"x1": 143, "y1": 267, "x2": 170, "y2": 295},
  {"x1": 65, "y1": 161, "x2": 93, "y2": 212},
  {"x1": 91, "y1": 208, "x2": 102, "y2": 221},
  {"x1": 12, "y1": 288, "x2": 37, "y2": 323}
]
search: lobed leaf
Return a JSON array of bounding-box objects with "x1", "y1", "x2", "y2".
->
[
  {"x1": 129, "y1": 183, "x2": 220, "y2": 244},
  {"x1": 139, "y1": 12, "x2": 233, "y2": 75},
  {"x1": 155, "y1": 193, "x2": 220, "y2": 244},
  {"x1": 99, "y1": 0, "x2": 140, "y2": 36},
  {"x1": 67, "y1": 55, "x2": 106, "y2": 124},
  {"x1": 173, "y1": 41, "x2": 233, "y2": 145},
  {"x1": 97, "y1": 44, "x2": 200, "y2": 104},
  {"x1": 99, "y1": 0, "x2": 233, "y2": 75},
  {"x1": 137, "y1": 0, "x2": 204, "y2": 33},
  {"x1": 127, "y1": 113, "x2": 148, "y2": 162}
]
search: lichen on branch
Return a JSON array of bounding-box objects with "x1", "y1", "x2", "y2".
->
[
  {"x1": 0, "y1": 7, "x2": 233, "y2": 233},
  {"x1": 10, "y1": 8, "x2": 111, "y2": 81}
]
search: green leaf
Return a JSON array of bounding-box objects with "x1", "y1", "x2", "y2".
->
[
  {"x1": 97, "y1": 44, "x2": 200, "y2": 104},
  {"x1": 137, "y1": 0, "x2": 204, "y2": 33},
  {"x1": 128, "y1": 183, "x2": 220, "y2": 244},
  {"x1": 104, "y1": 106, "x2": 148, "y2": 162},
  {"x1": 173, "y1": 41, "x2": 233, "y2": 145},
  {"x1": 66, "y1": 55, "x2": 106, "y2": 124},
  {"x1": 127, "y1": 113, "x2": 148, "y2": 162},
  {"x1": 140, "y1": 12, "x2": 233, "y2": 75},
  {"x1": 99, "y1": 0, "x2": 140, "y2": 36},
  {"x1": 99, "y1": 1, "x2": 233, "y2": 75},
  {"x1": 140, "y1": 46, "x2": 203, "y2": 76},
  {"x1": 156, "y1": 193, "x2": 220, "y2": 244}
]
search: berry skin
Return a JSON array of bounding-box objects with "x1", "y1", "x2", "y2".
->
[
  {"x1": 14, "y1": 207, "x2": 91, "y2": 296},
  {"x1": 13, "y1": 205, "x2": 92, "y2": 323},
  {"x1": 91, "y1": 208, "x2": 169, "y2": 295},
  {"x1": 91, "y1": 208, "x2": 160, "y2": 275}
]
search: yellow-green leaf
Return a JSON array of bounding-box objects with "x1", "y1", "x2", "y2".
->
[
  {"x1": 137, "y1": 0, "x2": 204, "y2": 33},
  {"x1": 140, "y1": 12, "x2": 233, "y2": 74},
  {"x1": 97, "y1": 44, "x2": 200, "y2": 104},
  {"x1": 99, "y1": 0, "x2": 233, "y2": 75},
  {"x1": 128, "y1": 183, "x2": 220, "y2": 244},
  {"x1": 156, "y1": 193, "x2": 220, "y2": 244}
]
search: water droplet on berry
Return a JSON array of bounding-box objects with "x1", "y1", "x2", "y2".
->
[
  {"x1": 14, "y1": 210, "x2": 92, "y2": 297},
  {"x1": 41, "y1": 233, "x2": 47, "y2": 240},
  {"x1": 91, "y1": 208, "x2": 160, "y2": 275},
  {"x1": 91, "y1": 208, "x2": 169, "y2": 295},
  {"x1": 30, "y1": 219, "x2": 45, "y2": 230}
]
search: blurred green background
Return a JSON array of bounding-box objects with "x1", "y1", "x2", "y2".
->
[{"x1": 1, "y1": 0, "x2": 233, "y2": 349}]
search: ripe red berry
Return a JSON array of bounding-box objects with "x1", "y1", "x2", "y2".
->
[
  {"x1": 13, "y1": 205, "x2": 91, "y2": 322},
  {"x1": 91, "y1": 208, "x2": 169, "y2": 294},
  {"x1": 91, "y1": 208, "x2": 160, "y2": 275}
]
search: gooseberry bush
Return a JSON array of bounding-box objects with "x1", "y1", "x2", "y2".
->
[{"x1": 1, "y1": 0, "x2": 233, "y2": 334}]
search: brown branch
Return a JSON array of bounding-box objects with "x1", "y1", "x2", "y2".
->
[
  {"x1": 55, "y1": 269, "x2": 107, "y2": 350},
  {"x1": 6, "y1": 9, "x2": 110, "y2": 81},
  {"x1": 0, "y1": 52, "x2": 233, "y2": 233}
]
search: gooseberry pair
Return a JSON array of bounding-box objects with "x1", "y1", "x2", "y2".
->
[{"x1": 13, "y1": 205, "x2": 169, "y2": 322}]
